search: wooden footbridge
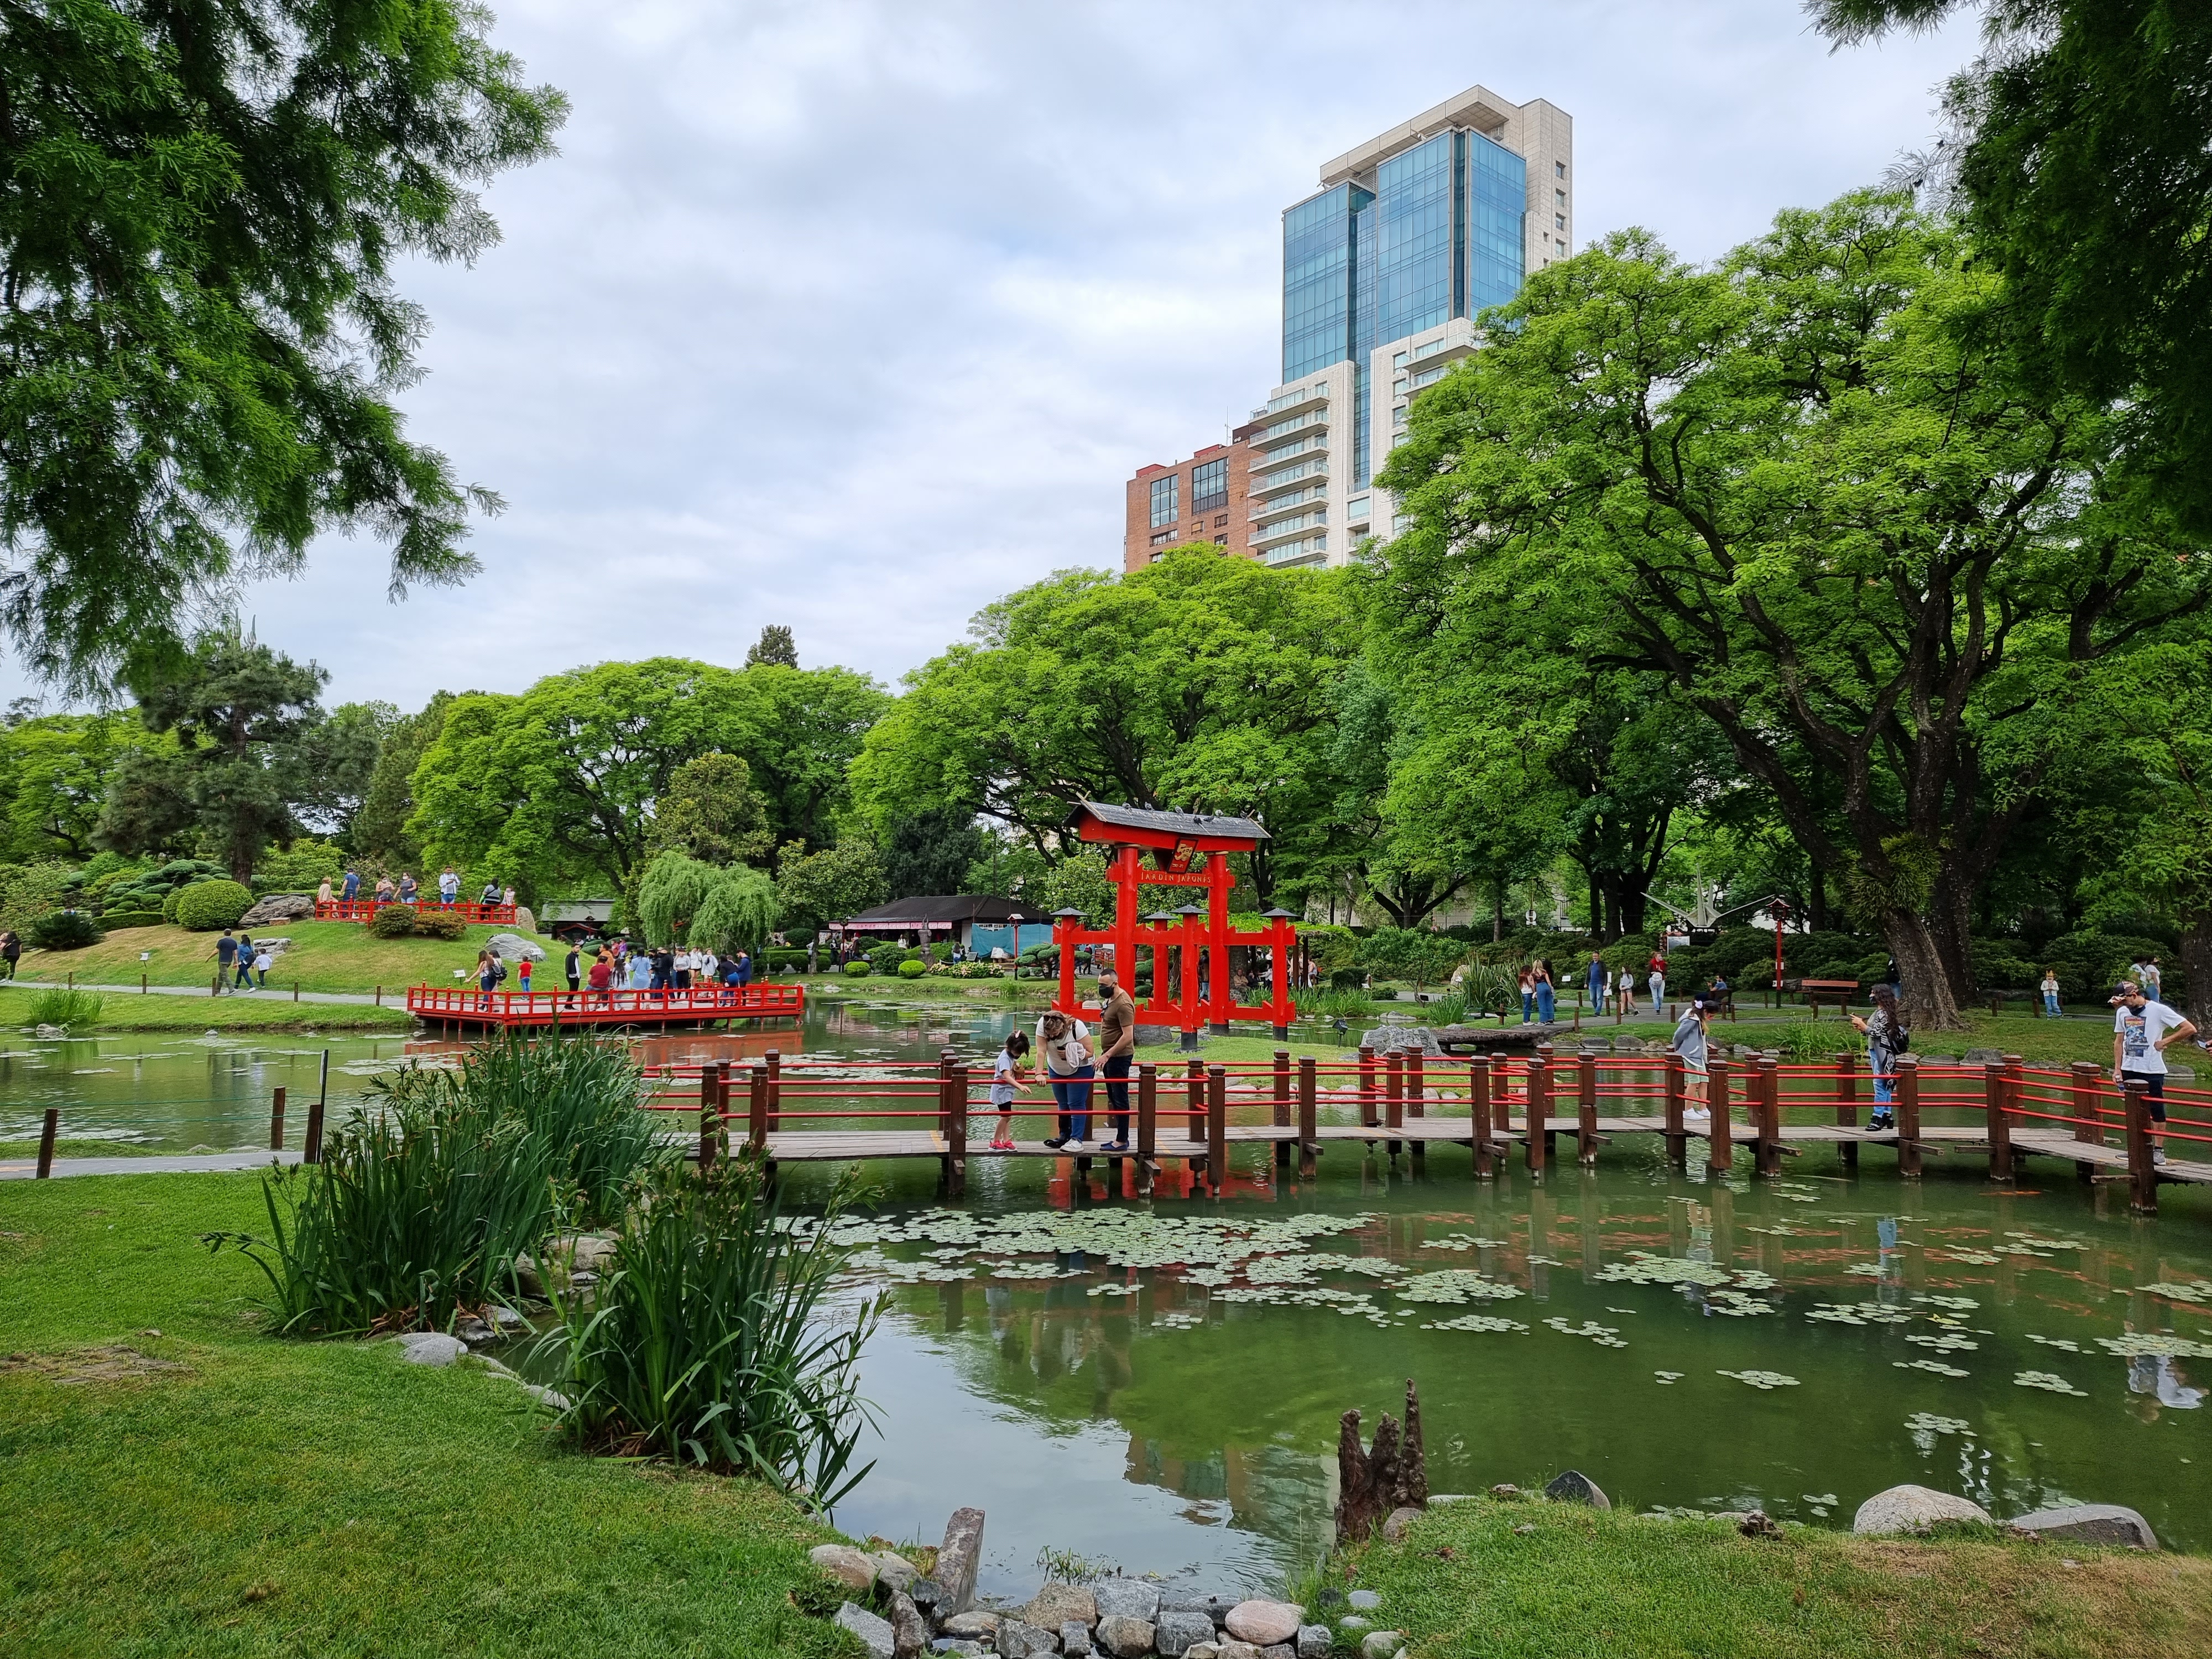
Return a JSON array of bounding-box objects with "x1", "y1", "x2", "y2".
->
[
  {"x1": 407, "y1": 982, "x2": 804, "y2": 1032},
  {"x1": 648, "y1": 1044, "x2": 2212, "y2": 1214}
]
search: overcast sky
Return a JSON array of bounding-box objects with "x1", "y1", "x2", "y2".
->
[{"x1": 34, "y1": 0, "x2": 1984, "y2": 714}]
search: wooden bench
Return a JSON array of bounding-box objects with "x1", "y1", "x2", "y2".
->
[{"x1": 1781, "y1": 978, "x2": 1860, "y2": 1015}]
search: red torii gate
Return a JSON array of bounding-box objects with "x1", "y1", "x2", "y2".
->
[{"x1": 1051, "y1": 801, "x2": 1298, "y2": 1044}]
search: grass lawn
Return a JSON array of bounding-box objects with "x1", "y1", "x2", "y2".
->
[
  {"x1": 0, "y1": 983, "x2": 416, "y2": 1033},
  {"x1": 1342, "y1": 1495, "x2": 2212, "y2": 1659},
  {"x1": 13, "y1": 920, "x2": 564, "y2": 997},
  {"x1": 0, "y1": 1175, "x2": 853, "y2": 1658}
]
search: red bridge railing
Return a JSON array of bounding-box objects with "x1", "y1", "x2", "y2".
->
[
  {"x1": 317, "y1": 899, "x2": 519, "y2": 925},
  {"x1": 404, "y1": 981, "x2": 802, "y2": 1024}
]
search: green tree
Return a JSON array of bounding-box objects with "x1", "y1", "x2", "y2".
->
[
  {"x1": 352, "y1": 691, "x2": 457, "y2": 866},
  {"x1": 879, "y1": 806, "x2": 985, "y2": 900},
  {"x1": 647, "y1": 753, "x2": 771, "y2": 866},
  {"x1": 745, "y1": 625, "x2": 799, "y2": 669},
  {"x1": 1812, "y1": 1, "x2": 2212, "y2": 530},
  {"x1": 851, "y1": 550, "x2": 1360, "y2": 906},
  {"x1": 291, "y1": 701, "x2": 397, "y2": 844},
  {"x1": 95, "y1": 629, "x2": 327, "y2": 880},
  {"x1": 0, "y1": 711, "x2": 166, "y2": 861},
  {"x1": 634, "y1": 851, "x2": 778, "y2": 953},
  {"x1": 0, "y1": 2, "x2": 567, "y2": 690},
  {"x1": 773, "y1": 836, "x2": 886, "y2": 932},
  {"x1": 408, "y1": 658, "x2": 886, "y2": 909},
  {"x1": 1375, "y1": 194, "x2": 2211, "y2": 1025}
]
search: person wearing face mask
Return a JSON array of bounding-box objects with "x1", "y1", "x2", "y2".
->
[{"x1": 1035, "y1": 1009, "x2": 1094, "y2": 1150}]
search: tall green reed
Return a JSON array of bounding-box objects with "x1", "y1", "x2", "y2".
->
[{"x1": 535, "y1": 1158, "x2": 880, "y2": 1512}]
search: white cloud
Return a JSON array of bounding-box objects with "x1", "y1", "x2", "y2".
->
[{"x1": 15, "y1": 0, "x2": 1980, "y2": 711}]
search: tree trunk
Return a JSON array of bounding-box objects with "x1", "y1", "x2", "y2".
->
[
  {"x1": 2180, "y1": 907, "x2": 2211, "y2": 1032},
  {"x1": 1491, "y1": 878, "x2": 1504, "y2": 943},
  {"x1": 1928, "y1": 872, "x2": 1980, "y2": 1010},
  {"x1": 1807, "y1": 864, "x2": 1828, "y2": 934},
  {"x1": 1883, "y1": 907, "x2": 1963, "y2": 1030}
]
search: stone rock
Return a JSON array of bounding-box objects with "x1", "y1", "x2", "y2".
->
[
  {"x1": 937, "y1": 1507, "x2": 986, "y2": 1613},
  {"x1": 1295, "y1": 1627, "x2": 1332, "y2": 1659},
  {"x1": 1059, "y1": 1621, "x2": 1093, "y2": 1656},
  {"x1": 1185, "y1": 1645, "x2": 1219, "y2": 1659},
  {"x1": 1153, "y1": 1611, "x2": 1216, "y2": 1656},
  {"x1": 933, "y1": 1645, "x2": 984, "y2": 1657},
  {"x1": 1543, "y1": 1469, "x2": 1610, "y2": 1510},
  {"x1": 1359, "y1": 1634, "x2": 1406, "y2": 1659},
  {"x1": 941, "y1": 1612, "x2": 1001, "y2": 1641},
  {"x1": 1381, "y1": 1506, "x2": 1423, "y2": 1542},
  {"x1": 513, "y1": 905, "x2": 537, "y2": 936},
  {"x1": 2008, "y1": 1503, "x2": 2159, "y2": 1550},
  {"x1": 1093, "y1": 1580, "x2": 1160, "y2": 1623},
  {"x1": 486, "y1": 931, "x2": 547, "y2": 962},
  {"x1": 1258, "y1": 1647, "x2": 1294, "y2": 1659},
  {"x1": 810, "y1": 1544, "x2": 880, "y2": 1591},
  {"x1": 837, "y1": 1602, "x2": 898, "y2": 1659},
  {"x1": 1963, "y1": 1047, "x2": 2006, "y2": 1065},
  {"x1": 873, "y1": 1551, "x2": 920, "y2": 1594},
  {"x1": 393, "y1": 1332, "x2": 466, "y2": 1366},
  {"x1": 993, "y1": 1621, "x2": 1057, "y2": 1658},
  {"x1": 892, "y1": 1592, "x2": 931, "y2": 1659},
  {"x1": 1216, "y1": 1644, "x2": 1260, "y2": 1659},
  {"x1": 1853, "y1": 1484, "x2": 1993, "y2": 1535},
  {"x1": 519, "y1": 1383, "x2": 571, "y2": 1410},
  {"x1": 1337, "y1": 1616, "x2": 1372, "y2": 1635},
  {"x1": 1489, "y1": 1484, "x2": 1521, "y2": 1499},
  {"x1": 1224, "y1": 1602, "x2": 1302, "y2": 1646},
  {"x1": 1345, "y1": 1592, "x2": 1381, "y2": 1613},
  {"x1": 1092, "y1": 1614, "x2": 1154, "y2": 1658},
  {"x1": 1019, "y1": 1584, "x2": 1095, "y2": 1630},
  {"x1": 1736, "y1": 1511, "x2": 1782, "y2": 1538},
  {"x1": 241, "y1": 894, "x2": 315, "y2": 926},
  {"x1": 453, "y1": 1316, "x2": 495, "y2": 1347}
]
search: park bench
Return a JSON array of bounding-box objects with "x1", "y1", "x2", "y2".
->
[{"x1": 1782, "y1": 977, "x2": 1860, "y2": 1015}]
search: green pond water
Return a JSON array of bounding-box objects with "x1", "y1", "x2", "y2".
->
[{"x1": 8, "y1": 994, "x2": 2211, "y2": 1599}]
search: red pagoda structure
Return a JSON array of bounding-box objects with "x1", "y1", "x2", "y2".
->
[{"x1": 1050, "y1": 801, "x2": 1298, "y2": 1044}]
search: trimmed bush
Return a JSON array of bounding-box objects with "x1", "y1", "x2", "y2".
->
[
  {"x1": 369, "y1": 904, "x2": 418, "y2": 938},
  {"x1": 97, "y1": 909, "x2": 165, "y2": 930},
  {"x1": 842, "y1": 961, "x2": 872, "y2": 977},
  {"x1": 26, "y1": 910, "x2": 103, "y2": 950},
  {"x1": 897, "y1": 958, "x2": 927, "y2": 979},
  {"x1": 412, "y1": 908, "x2": 468, "y2": 941},
  {"x1": 174, "y1": 880, "x2": 253, "y2": 931}
]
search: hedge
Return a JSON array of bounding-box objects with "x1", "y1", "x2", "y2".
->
[
  {"x1": 369, "y1": 904, "x2": 418, "y2": 938},
  {"x1": 27, "y1": 910, "x2": 103, "y2": 950},
  {"x1": 98, "y1": 910, "x2": 164, "y2": 930},
  {"x1": 174, "y1": 880, "x2": 253, "y2": 931}
]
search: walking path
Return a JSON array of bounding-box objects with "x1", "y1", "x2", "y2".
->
[
  {"x1": 20, "y1": 981, "x2": 382, "y2": 1006},
  {"x1": 2, "y1": 1149, "x2": 302, "y2": 1180}
]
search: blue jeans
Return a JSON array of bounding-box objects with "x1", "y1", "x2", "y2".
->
[
  {"x1": 1521, "y1": 992, "x2": 1534, "y2": 1023},
  {"x1": 2044, "y1": 992, "x2": 2060, "y2": 1015},
  {"x1": 1536, "y1": 983, "x2": 1555, "y2": 1024},
  {"x1": 1050, "y1": 1067, "x2": 1095, "y2": 1142}
]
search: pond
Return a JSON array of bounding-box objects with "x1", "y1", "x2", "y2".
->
[{"x1": 9, "y1": 990, "x2": 2210, "y2": 1598}]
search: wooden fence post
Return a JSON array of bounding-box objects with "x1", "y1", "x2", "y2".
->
[
  {"x1": 1535, "y1": 1043, "x2": 1557, "y2": 1164},
  {"x1": 1705, "y1": 1057, "x2": 1733, "y2": 1174},
  {"x1": 766, "y1": 1049, "x2": 782, "y2": 1133},
  {"x1": 1835, "y1": 1049, "x2": 1859, "y2": 1174},
  {"x1": 1272, "y1": 1048, "x2": 1292, "y2": 1168},
  {"x1": 1663, "y1": 1052, "x2": 1687, "y2": 1168},
  {"x1": 1136, "y1": 1062, "x2": 1158, "y2": 1193},
  {"x1": 1754, "y1": 1058, "x2": 1781, "y2": 1176},
  {"x1": 1358, "y1": 1045, "x2": 1378, "y2": 1130},
  {"x1": 374, "y1": 984, "x2": 382, "y2": 1006},
  {"x1": 1526, "y1": 1055, "x2": 1548, "y2": 1178},
  {"x1": 1406, "y1": 1050, "x2": 1425, "y2": 1119},
  {"x1": 1297, "y1": 1055, "x2": 1317, "y2": 1180},
  {"x1": 35, "y1": 1107, "x2": 58, "y2": 1178},
  {"x1": 1206, "y1": 1065, "x2": 1228, "y2": 1194},
  {"x1": 1895, "y1": 1057, "x2": 1922, "y2": 1177},
  {"x1": 2069, "y1": 1060, "x2": 2103, "y2": 1181},
  {"x1": 269, "y1": 1086, "x2": 286, "y2": 1152},
  {"x1": 747, "y1": 1063, "x2": 768, "y2": 1157},
  {"x1": 1384, "y1": 1048, "x2": 1404, "y2": 1136},
  {"x1": 1471, "y1": 1056, "x2": 1494, "y2": 1180},
  {"x1": 305, "y1": 1051, "x2": 327, "y2": 1165},
  {"x1": 1984, "y1": 1058, "x2": 2014, "y2": 1183},
  {"x1": 946, "y1": 1059, "x2": 968, "y2": 1199},
  {"x1": 699, "y1": 1066, "x2": 720, "y2": 1169},
  {"x1": 1577, "y1": 1053, "x2": 1598, "y2": 1166},
  {"x1": 2124, "y1": 1078, "x2": 2158, "y2": 1214}
]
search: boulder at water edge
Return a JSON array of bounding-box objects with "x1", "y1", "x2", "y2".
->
[
  {"x1": 810, "y1": 1544, "x2": 881, "y2": 1591},
  {"x1": 1093, "y1": 1580, "x2": 1160, "y2": 1623},
  {"x1": 1154, "y1": 1611, "x2": 1217, "y2": 1656},
  {"x1": 890, "y1": 1592, "x2": 930, "y2": 1658},
  {"x1": 937, "y1": 1507, "x2": 985, "y2": 1613},
  {"x1": 993, "y1": 1621, "x2": 1057, "y2": 1657},
  {"x1": 872, "y1": 1551, "x2": 919, "y2": 1594},
  {"x1": 940, "y1": 1611, "x2": 1000, "y2": 1641},
  {"x1": 393, "y1": 1332, "x2": 466, "y2": 1366},
  {"x1": 2008, "y1": 1503, "x2": 2159, "y2": 1550},
  {"x1": 1853, "y1": 1485, "x2": 1992, "y2": 1534},
  {"x1": 836, "y1": 1603, "x2": 896, "y2": 1659},
  {"x1": 1093, "y1": 1614, "x2": 1155, "y2": 1658},
  {"x1": 1544, "y1": 1469, "x2": 1611, "y2": 1509},
  {"x1": 1060, "y1": 1619, "x2": 1093, "y2": 1656},
  {"x1": 1296, "y1": 1627, "x2": 1332, "y2": 1659},
  {"x1": 1224, "y1": 1601, "x2": 1303, "y2": 1646},
  {"x1": 1019, "y1": 1583, "x2": 1095, "y2": 1629}
]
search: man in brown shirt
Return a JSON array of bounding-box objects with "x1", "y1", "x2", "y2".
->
[{"x1": 1095, "y1": 967, "x2": 1138, "y2": 1150}]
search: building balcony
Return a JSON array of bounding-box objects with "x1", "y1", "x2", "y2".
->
[
  {"x1": 1263, "y1": 536, "x2": 1328, "y2": 566},
  {"x1": 1253, "y1": 513, "x2": 1326, "y2": 549},
  {"x1": 1259, "y1": 382, "x2": 1330, "y2": 420}
]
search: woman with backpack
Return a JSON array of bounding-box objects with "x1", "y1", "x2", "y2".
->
[{"x1": 1849, "y1": 984, "x2": 1909, "y2": 1131}]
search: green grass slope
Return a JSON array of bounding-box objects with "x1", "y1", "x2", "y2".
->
[{"x1": 14, "y1": 920, "x2": 562, "y2": 996}]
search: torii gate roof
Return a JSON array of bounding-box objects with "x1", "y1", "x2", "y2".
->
[{"x1": 1071, "y1": 801, "x2": 1270, "y2": 854}]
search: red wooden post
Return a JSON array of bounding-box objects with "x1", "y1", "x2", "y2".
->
[
  {"x1": 1406, "y1": 1048, "x2": 1425, "y2": 1119},
  {"x1": 1535, "y1": 1042, "x2": 1557, "y2": 1164},
  {"x1": 766, "y1": 1048, "x2": 782, "y2": 1134},
  {"x1": 1526, "y1": 1054, "x2": 1549, "y2": 1177},
  {"x1": 1663, "y1": 1052, "x2": 1687, "y2": 1168},
  {"x1": 2124, "y1": 1079, "x2": 2158, "y2": 1213},
  {"x1": 1384, "y1": 1048, "x2": 1405, "y2": 1132},
  {"x1": 269, "y1": 1087, "x2": 286, "y2": 1152},
  {"x1": 1186, "y1": 1056, "x2": 1206, "y2": 1145},
  {"x1": 1984, "y1": 1058, "x2": 2013, "y2": 1183},
  {"x1": 1272, "y1": 1048, "x2": 1292, "y2": 1168},
  {"x1": 1206, "y1": 857, "x2": 1233, "y2": 1034},
  {"x1": 1577, "y1": 1054, "x2": 1598, "y2": 1166},
  {"x1": 1297, "y1": 1055, "x2": 1318, "y2": 1179},
  {"x1": 2069, "y1": 1060, "x2": 2102, "y2": 1182},
  {"x1": 1705, "y1": 1057, "x2": 1733, "y2": 1173},
  {"x1": 1895, "y1": 1057, "x2": 1922, "y2": 1177},
  {"x1": 699, "y1": 1065, "x2": 720, "y2": 1169},
  {"x1": 1358, "y1": 1044, "x2": 1378, "y2": 1129},
  {"x1": 1207, "y1": 1065, "x2": 1228, "y2": 1190},
  {"x1": 1834, "y1": 1048, "x2": 1859, "y2": 1174},
  {"x1": 946, "y1": 1058, "x2": 968, "y2": 1199},
  {"x1": 1470, "y1": 1056, "x2": 1494, "y2": 1179},
  {"x1": 1755, "y1": 1057, "x2": 1780, "y2": 1176}
]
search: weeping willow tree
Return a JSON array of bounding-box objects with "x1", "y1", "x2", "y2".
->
[{"x1": 635, "y1": 852, "x2": 779, "y2": 953}]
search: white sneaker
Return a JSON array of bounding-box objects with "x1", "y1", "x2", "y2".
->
[{"x1": 2153, "y1": 1149, "x2": 2168, "y2": 1167}]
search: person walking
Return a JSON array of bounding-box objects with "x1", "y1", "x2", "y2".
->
[
  {"x1": 989, "y1": 1031, "x2": 1032, "y2": 1151},
  {"x1": 564, "y1": 943, "x2": 582, "y2": 999},
  {"x1": 1035, "y1": 1009, "x2": 1094, "y2": 1150},
  {"x1": 439, "y1": 867, "x2": 460, "y2": 908},
  {"x1": 341, "y1": 868, "x2": 361, "y2": 903},
  {"x1": 233, "y1": 932, "x2": 256, "y2": 989},
  {"x1": 1585, "y1": 952, "x2": 1607, "y2": 1014},
  {"x1": 735, "y1": 948, "x2": 752, "y2": 987},
  {"x1": 517, "y1": 954, "x2": 533, "y2": 996},
  {"x1": 476, "y1": 949, "x2": 500, "y2": 1010},
  {"x1": 252, "y1": 944, "x2": 273, "y2": 988},
  {"x1": 1518, "y1": 966, "x2": 1535, "y2": 1024},
  {"x1": 1849, "y1": 984, "x2": 1910, "y2": 1131},
  {"x1": 2114, "y1": 979, "x2": 2196, "y2": 1168},
  {"x1": 2143, "y1": 957, "x2": 2164, "y2": 1004},
  {"x1": 2041, "y1": 967, "x2": 2062, "y2": 1019},
  {"x1": 316, "y1": 876, "x2": 334, "y2": 907},
  {"x1": 1670, "y1": 997, "x2": 1713, "y2": 1121},
  {"x1": 215, "y1": 928, "x2": 238, "y2": 992},
  {"x1": 1534, "y1": 958, "x2": 1556, "y2": 1026},
  {"x1": 1615, "y1": 966, "x2": 1635, "y2": 1017},
  {"x1": 1647, "y1": 951, "x2": 1667, "y2": 1017},
  {"x1": 0, "y1": 930, "x2": 18, "y2": 981},
  {"x1": 1094, "y1": 968, "x2": 1137, "y2": 1151}
]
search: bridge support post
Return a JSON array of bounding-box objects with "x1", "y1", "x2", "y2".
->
[
  {"x1": 1297, "y1": 1056, "x2": 1318, "y2": 1180},
  {"x1": 1663, "y1": 1053, "x2": 1687, "y2": 1168},
  {"x1": 2124, "y1": 1079, "x2": 2158, "y2": 1214},
  {"x1": 748, "y1": 1064, "x2": 768, "y2": 1158},
  {"x1": 1384, "y1": 1048, "x2": 1404, "y2": 1157},
  {"x1": 1272, "y1": 1049, "x2": 1292, "y2": 1168},
  {"x1": 1895, "y1": 1057, "x2": 1922, "y2": 1177},
  {"x1": 1470, "y1": 1057, "x2": 1494, "y2": 1180},
  {"x1": 1984, "y1": 1058, "x2": 2014, "y2": 1183},
  {"x1": 1358, "y1": 1045, "x2": 1378, "y2": 1134},
  {"x1": 1206, "y1": 1065, "x2": 1228, "y2": 1195},
  {"x1": 766, "y1": 1050, "x2": 782, "y2": 1134},
  {"x1": 1185, "y1": 1058, "x2": 1205, "y2": 1152},
  {"x1": 269, "y1": 1087, "x2": 286, "y2": 1152},
  {"x1": 2070, "y1": 1060, "x2": 2103, "y2": 1181},
  {"x1": 1835, "y1": 1050, "x2": 1858, "y2": 1174},
  {"x1": 1755, "y1": 1058, "x2": 1781, "y2": 1177},
  {"x1": 1536, "y1": 1043, "x2": 1557, "y2": 1165},
  {"x1": 945, "y1": 1056, "x2": 968, "y2": 1199},
  {"x1": 1136, "y1": 1063, "x2": 1157, "y2": 1194},
  {"x1": 1525, "y1": 1055, "x2": 1548, "y2": 1180},
  {"x1": 698, "y1": 1067, "x2": 719, "y2": 1170},
  {"x1": 1705, "y1": 1058, "x2": 1733, "y2": 1175},
  {"x1": 1577, "y1": 1056, "x2": 1598, "y2": 1167}
]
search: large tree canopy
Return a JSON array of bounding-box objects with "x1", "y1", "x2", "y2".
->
[
  {"x1": 1811, "y1": 1, "x2": 2212, "y2": 529},
  {"x1": 0, "y1": 1, "x2": 567, "y2": 690},
  {"x1": 409, "y1": 656, "x2": 886, "y2": 905},
  {"x1": 1375, "y1": 191, "x2": 2211, "y2": 1023},
  {"x1": 0, "y1": 708, "x2": 167, "y2": 862},
  {"x1": 850, "y1": 550, "x2": 1360, "y2": 907}
]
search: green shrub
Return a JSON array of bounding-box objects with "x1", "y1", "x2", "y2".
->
[
  {"x1": 23, "y1": 987, "x2": 102, "y2": 1026},
  {"x1": 369, "y1": 903, "x2": 418, "y2": 938},
  {"x1": 174, "y1": 880, "x2": 253, "y2": 931},
  {"x1": 252, "y1": 840, "x2": 346, "y2": 895},
  {"x1": 97, "y1": 909, "x2": 164, "y2": 930},
  {"x1": 867, "y1": 942, "x2": 905, "y2": 974},
  {"x1": 160, "y1": 888, "x2": 182, "y2": 924},
  {"x1": 25, "y1": 909, "x2": 103, "y2": 950},
  {"x1": 897, "y1": 958, "x2": 927, "y2": 979},
  {"x1": 535, "y1": 1160, "x2": 878, "y2": 1506},
  {"x1": 413, "y1": 908, "x2": 468, "y2": 941},
  {"x1": 842, "y1": 961, "x2": 872, "y2": 977}
]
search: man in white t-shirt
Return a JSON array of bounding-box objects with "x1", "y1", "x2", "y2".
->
[{"x1": 2113, "y1": 981, "x2": 2197, "y2": 1168}]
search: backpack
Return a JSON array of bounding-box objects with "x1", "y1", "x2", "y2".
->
[{"x1": 491, "y1": 956, "x2": 508, "y2": 983}]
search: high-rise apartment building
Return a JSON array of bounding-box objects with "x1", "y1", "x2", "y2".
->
[
  {"x1": 1124, "y1": 82, "x2": 1569, "y2": 572},
  {"x1": 1124, "y1": 441, "x2": 1252, "y2": 571}
]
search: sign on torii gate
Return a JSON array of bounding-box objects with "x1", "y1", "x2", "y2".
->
[{"x1": 1050, "y1": 801, "x2": 1298, "y2": 1044}]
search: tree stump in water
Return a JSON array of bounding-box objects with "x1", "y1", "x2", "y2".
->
[{"x1": 1335, "y1": 1379, "x2": 1428, "y2": 1542}]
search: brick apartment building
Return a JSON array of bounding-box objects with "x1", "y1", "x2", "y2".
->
[{"x1": 1122, "y1": 430, "x2": 1258, "y2": 572}]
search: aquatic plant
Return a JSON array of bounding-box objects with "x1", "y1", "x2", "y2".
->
[
  {"x1": 22, "y1": 987, "x2": 102, "y2": 1027},
  {"x1": 539, "y1": 1158, "x2": 879, "y2": 1511}
]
